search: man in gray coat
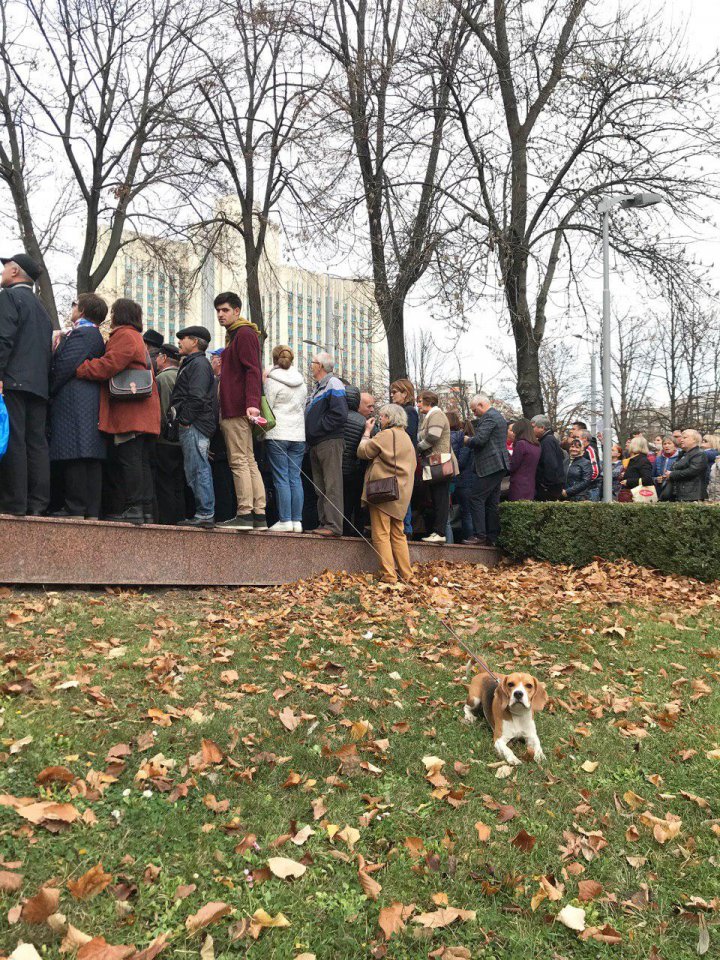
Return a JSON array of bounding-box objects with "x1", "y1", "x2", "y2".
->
[{"x1": 464, "y1": 394, "x2": 510, "y2": 545}]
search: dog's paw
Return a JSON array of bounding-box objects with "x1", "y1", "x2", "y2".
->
[
  {"x1": 462, "y1": 705, "x2": 477, "y2": 724},
  {"x1": 533, "y1": 749, "x2": 546, "y2": 765},
  {"x1": 506, "y1": 754, "x2": 522, "y2": 767}
]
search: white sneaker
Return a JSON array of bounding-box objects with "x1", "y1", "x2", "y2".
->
[
  {"x1": 292, "y1": 522, "x2": 303, "y2": 533},
  {"x1": 269, "y1": 521, "x2": 294, "y2": 532},
  {"x1": 422, "y1": 532, "x2": 446, "y2": 544}
]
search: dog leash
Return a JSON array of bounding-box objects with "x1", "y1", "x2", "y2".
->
[{"x1": 273, "y1": 443, "x2": 501, "y2": 683}]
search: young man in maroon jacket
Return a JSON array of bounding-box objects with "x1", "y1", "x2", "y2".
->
[{"x1": 214, "y1": 292, "x2": 267, "y2": 530}]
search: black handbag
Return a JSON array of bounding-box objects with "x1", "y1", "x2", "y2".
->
[
  {"x1": 109, "y1": 350, "x2": 153, "y2": 400},
  {"x1": 365, "y1": 430, "x2": 400, "y2": 504}
]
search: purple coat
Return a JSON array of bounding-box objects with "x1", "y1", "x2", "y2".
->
[{"x1": 508, "y1": 438, "x2": 541, "y2": 501}]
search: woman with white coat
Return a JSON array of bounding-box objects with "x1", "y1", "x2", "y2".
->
[{"x1": 264, "y1": 345, "x2": 308, "y2": 531}]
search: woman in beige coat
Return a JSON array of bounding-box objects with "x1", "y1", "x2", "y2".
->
[{"x1": 358, "y1": 403, "x2": 417, "y2": 584}]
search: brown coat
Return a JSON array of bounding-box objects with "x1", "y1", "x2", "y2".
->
[
  {"x1": 358, "y1": 425, "x2": 417, "y2": 520},
  {"x1": 76, "y1": 325, "x2": 161, "y2": 437}
]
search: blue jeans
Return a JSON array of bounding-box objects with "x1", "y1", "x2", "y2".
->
[
  {"x1": 454, "y1": 485, "x2": 475, "y2": 541},
  {"x1": 266, "y1": 439, "x2": 306, "y2": 522},
  {"x1": 179, "y1": 425, "x2": 215, "y2": 518}
]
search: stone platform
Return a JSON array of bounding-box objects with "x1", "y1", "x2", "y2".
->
[{"x1": 0, "y1": 515, "x2": 499, "y2": 587}]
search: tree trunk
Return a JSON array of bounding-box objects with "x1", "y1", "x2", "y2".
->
[
  {"x1": 514, "y1": 336, "x2": 544, "y2": 417},
  {"x1": 382, "y1": 300, "x2": 408, "y2": 384},
  {"x1": 244, "y1": 237, "x2": 266, "y2": 345}
]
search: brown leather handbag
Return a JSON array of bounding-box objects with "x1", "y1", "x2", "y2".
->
[
  {"x1": 365, "y1": 430, "x2": 400, "y2": 504},
  {"x1": 421, "y1": 452, "x2": 455, "y2": 484}
]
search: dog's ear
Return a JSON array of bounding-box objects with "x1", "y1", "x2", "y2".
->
[
  {"x1": 495, "y1": 675, "x2": 511, "y2": 710},
  {"x1": 531, "y1": 680, "x2": 548, "y2": 712}
]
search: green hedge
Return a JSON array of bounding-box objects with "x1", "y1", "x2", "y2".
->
[{"x1": 498, "y1": 501, "x2": 720, "y2": 581}]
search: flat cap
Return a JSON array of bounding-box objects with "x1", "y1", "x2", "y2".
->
[
  {"x1": 143, "y1": 329, "x2": 164, "y2": 348},
  {"x1": 0, "y1": 253, "x2": 43, "y2": 281},
  {"x1": 158, "y1": 343, "x2": 180, "y2": 361},
  {"x1": 177, "y1": 325, "x2": 212, "y2": 342}
]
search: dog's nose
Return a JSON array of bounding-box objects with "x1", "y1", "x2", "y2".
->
[{"x1": 513, "y1": 690, "x2": 524, "y2": 699}]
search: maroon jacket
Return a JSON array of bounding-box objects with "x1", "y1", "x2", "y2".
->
[
  {"x1": 76, "y1": 325, "x2": 161, "y2": 437},
  {"x1": 219, "y1": 324, "x2": 262, "y2": 419}
]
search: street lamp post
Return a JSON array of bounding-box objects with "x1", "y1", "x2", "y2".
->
[{"x1": 597, "y1": 192, "x2": 663, "y2": 502}]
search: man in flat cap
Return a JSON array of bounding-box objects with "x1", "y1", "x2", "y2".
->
[
  {"x1": 153, "y1": 342, "x2": 185, "y2": 524},
  {"x1": 143, "y1": 329, "x2": 164, "y2": 374},
  {"x1": 170, "y1": 325, "x2": 216, "y2": 527},
  {"x1": 0, "y1": 254, "x2": 53, "y2": 515}
]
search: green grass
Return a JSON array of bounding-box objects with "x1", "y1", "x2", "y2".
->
[{"x1": 0, "y1": 560, "x2": 718, "y2": 959}]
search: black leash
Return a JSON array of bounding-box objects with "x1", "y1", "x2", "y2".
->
[{"x1": 273, "y1": 442, "x2": 500, "y2": 683}]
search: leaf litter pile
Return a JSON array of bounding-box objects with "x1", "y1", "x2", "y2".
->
[{"x1": 0, "y1": 558, "x2": 718, "y2": 960}]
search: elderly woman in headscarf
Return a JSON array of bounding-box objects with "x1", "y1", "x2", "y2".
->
[{"x1": 357, "y1": 403, "x2": 417, "y2": 584}]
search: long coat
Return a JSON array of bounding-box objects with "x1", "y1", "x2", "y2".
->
[
  {"x1": 358, "y1": 425, "x2": 416, "y2": 520},
  {"x1": 508, "y1": 438, "x2": 540, "y2": 500},
  {"x1": 49, "y1": 324, "x2": 107, "y2": 461},
  {"x1": 666, "y1": 446, "x2": 707, "y2": 501},
  {"x1": 76, "y1": 325, "x2": 161, "y2": 437}
]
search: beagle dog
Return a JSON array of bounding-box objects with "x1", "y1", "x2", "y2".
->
[{"x1": 464, "y1": 671, "x2": 548, "y2": 765}]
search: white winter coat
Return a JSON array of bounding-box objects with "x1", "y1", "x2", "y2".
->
[{"x1": 264, "y1": 365, "x2": 307, "y2": 442}]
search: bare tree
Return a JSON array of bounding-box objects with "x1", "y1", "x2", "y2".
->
[
  {"x1": 0, "y1": 3, "x2": 69, "y2": 325},
  {"x1": 450, "y1": 0, "x2": 720, "y2": 416},
  {"x1": 3, "y1": 0, "x2": 210, "y2": 295},
  {"x1": 302, "y1": 1, "x2": 470, "y2": 381},
  {"x1": 538, "y1": 340, "x2": 585, "y2": 434},
  {"x1": 407, "y1": 329, "x2": 450, "y2": 393},
  {"x1": 177, "y1": 0, "x2": 317, "y2": 336},
  {"x1": 611, "y1": 314, "x2": 656, "y2": 441}
]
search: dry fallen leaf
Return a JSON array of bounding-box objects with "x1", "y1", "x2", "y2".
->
[
  {"x1": 378, "y1": 901, "x2": 415, "y2": 940},
  {"x1": 578, "y1": 879, "x2": 604, "y2": 902},
  {"x1": 76, "y1": 937, "x2": 135, "y2": 960},
  {"x1": 185, "y1": 901, "x2": 232, "y2": 934},
  {"x1": 412, "y1": 907, "x2": 476, "y2": 929},
  {"x1": 474, "y1": 821, "x2": 491, "y2": 842},
  {"x1": 267, "y1": 857, "x2": 307, "y2": 880},
  {"x1": 68, "y1": 863, "x2": 113, "y2": 901},
  {"x1": 9, "y1": 946, "x2": 42, "y2": 960},
  {"x1": 0, "y1": 870, "x2": 23, "y2": 892},
  {"x1": 581, "y1": 760, "x2": 599, "y2": 773},
  {"x1": 556, "y1": 904, "x2": 586, "y2": 931},
  {"x1": 511, "y1": 829, "x2": 537, "y2": 852},
  {"x1": 21, "y1": 887, "x2": 60, "y2": 924},
  {"x1": 248, "y1": 908, "x2": 291, "y2": 938}
]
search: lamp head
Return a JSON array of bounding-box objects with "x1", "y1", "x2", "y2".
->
[{"x1": 620, "y1": 192, "x2": 663, "y2": 209}]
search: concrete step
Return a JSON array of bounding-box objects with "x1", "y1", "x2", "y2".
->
[{"x1": 0, "y1": 515, "x2": 499, "y2": 586}]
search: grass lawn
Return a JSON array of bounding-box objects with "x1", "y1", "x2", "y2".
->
[{"x1": 0, "y1": 559, "x2": 718, "y2": 960}]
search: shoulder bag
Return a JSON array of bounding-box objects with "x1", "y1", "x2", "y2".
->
[
  {"x1": 422, "y1": 452, "x2": 455, "y2": 484},
  {"x1": 109, "y1": 350, "x2": 153, "y2": 400},
  {"x1": 366, "y1": 430, "x2": 400, "y2": 504},
  {"x1": 631, "y1": 483, "x2": 658, "y2": 504},
  {"x1": 252, "y1": 342, "x2": 277, "y2": 439}
]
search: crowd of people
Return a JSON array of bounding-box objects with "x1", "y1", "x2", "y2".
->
[{"x1": 1, "y1": 253, "x2": 719, "y2": 584}]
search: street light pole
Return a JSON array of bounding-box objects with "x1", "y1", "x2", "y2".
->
[
  {"x1": 597, "y1": 192, "x2": 663, "y2": 503},
  {"x1": 589, "y1": 350, "x2": 597, "y2": 437}
]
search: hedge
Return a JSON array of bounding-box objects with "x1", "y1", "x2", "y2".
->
[{"x1": 498, "y1": 501, "x2": 720, "y2": 581}]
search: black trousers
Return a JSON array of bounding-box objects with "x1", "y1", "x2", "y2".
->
[
  {"x1": 343, "y1": 471, "x2": 365, "y2": 536},
  {"x1": 62, "y1": 459, "x2": 103, "y2": 518},
  {"x1": 211, "y1": 458, "x2": 237, "y2": 523},
  {"x1": 537, "y1": 483, "x2": 563, "y2": 502},
  {"x1": 469, "y1": 470, "x2": 504, "y2": 543},
  {"x1": 153, "y1": 443, "x2": 186, "y2": 524},
  {"x1": 0, "y1": 390, "x2": 50, "y2": 515},
  {"x1": 114, "y1": 435, "x2": 154, "y2": 513},
  {"x1": 429, "y1": 479, "x2": 450, "y2": 535}
]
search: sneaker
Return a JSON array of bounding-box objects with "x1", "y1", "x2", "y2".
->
[
  {"x1": 218, "y1": 514, "x2": 254, "y2": 529},
  {"x1": 269, "y1": 521, "x2": 293, "y2": 532},
  {"x1": 421, "y1": 532, "x2": 446, "y2": 544},
  {"x1": 292, "y1": 522, "x2": 303, "y2": 533},
  {"x1": 252, "y1": 512, "x2": 268, "y2": 530},
  {"x1": 178, "y1": 516, "x2": 215, "y2": 529}
]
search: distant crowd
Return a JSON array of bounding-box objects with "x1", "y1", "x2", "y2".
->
[{"x1": 0, "y1": 254, "x2": 718, "y2": 583}]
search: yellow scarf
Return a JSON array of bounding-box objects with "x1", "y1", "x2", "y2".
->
[{"x1": 225, "y1": 316, "x2": 260, "y2": 345}]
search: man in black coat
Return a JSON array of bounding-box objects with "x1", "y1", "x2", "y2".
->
[
  {"x1": 464, "y1": 394, "x2": 510, "y2": 546},
  {"x1": 171, "y1": 326, "x2": 216, "y2": 527},
  {"x1": 531, "y1": 414, "x2": 565, "y2": 501},
  {"x1": 663, "y1": 429, "x2": 708, "y2": 501},
  {"x1": 0, "y1": 254, "x2": 54, "y2": 515}
]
